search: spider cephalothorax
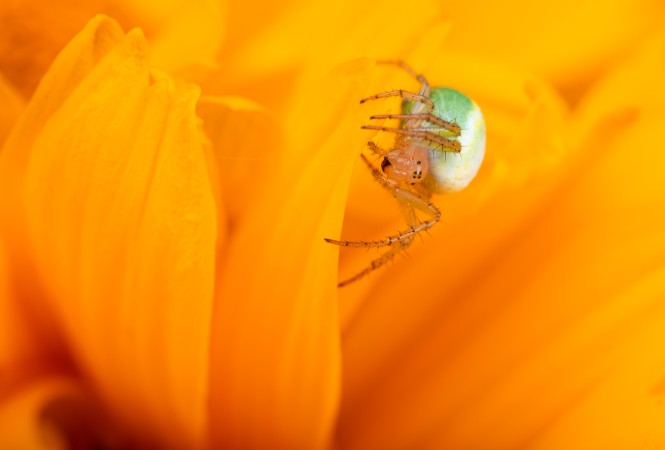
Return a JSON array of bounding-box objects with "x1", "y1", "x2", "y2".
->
[{"x1": 326, "y1": 60, "x2": 486, "y2": 287}]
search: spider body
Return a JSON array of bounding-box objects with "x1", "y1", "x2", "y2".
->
[
  {"x1": 326, "y1": 61, "x2": 486, "y2": 287},
  {"x1": 406, "y1": 87, "x2": 485, "y2": 194}
]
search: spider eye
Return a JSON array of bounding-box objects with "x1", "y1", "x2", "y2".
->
[{"x1": 380, "y1": 157, "x2": 392, "y2": 173}]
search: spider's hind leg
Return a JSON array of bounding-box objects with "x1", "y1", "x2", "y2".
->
[
  {"x1": 360, "y1": 126, "x2": 461, "y2": 153},
  {"x1": 336, "y1": 238, "x2": 414, "y2": 287},
  {"x1": 368, "y1": 113, "x2": 461, "y2": 136}
]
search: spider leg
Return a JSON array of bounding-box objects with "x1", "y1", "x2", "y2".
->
[
  {"x1": 360, "y1": 90, "x2": 434, "y2": 113},
  {"x1": 361, "y1": 126, "x2": 461, "y2": 152},
  {"x1": 369, "y1": 113, "x2": 461, "y2": 136},
  {"x1": 375, "y1": 60, "x2": 431, "y2": 97},
  {"x1": 325, "y1": 155, "x2": 441, "y2": 249},
  {"x1": 325, "y1": 155, "x2": 441, "y2": 287},
  {"x1": 366, "y1": 141, "x2": 388, "y2": 157},
  {"x1": 397, "y1": 201, "x2": 420, "y2": 232},
  {"x1": 324, "y1": 218, "x2": 435, "y2": 248},
  {"x1": 336, "y1": 238, "x2": 414, "y2": 287}
]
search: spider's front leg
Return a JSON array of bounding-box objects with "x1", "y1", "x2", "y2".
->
[
  {"x1": 374, "y1": 59, "x2": 431, "y2": 97},
  {"x1": 368, "y1": 113, "x2": 461, "y2": 136},
  {"x1": 326, "y1": 156, "x2": 440, "y2": 287},
  {"x1": 365, "y1": 141, "x2": 388, "y2": 157},
  {"x1": 326, "y1": 155, "x2": 441, "y2": 248},
  {"x1": 360, "y1": 90, "x2": 434, "y2": 112},
  {"x1": 360, "y1": 126, "x2": 461, "y2": 152}
]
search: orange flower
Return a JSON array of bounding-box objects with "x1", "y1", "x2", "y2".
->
[{"x1": 1, "y1": 1, "x2": 664, "y2": 449}]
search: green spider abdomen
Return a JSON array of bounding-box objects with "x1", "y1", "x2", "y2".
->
[{"x1": 404, "y1": 87, "x2": 486, "y2": 193}]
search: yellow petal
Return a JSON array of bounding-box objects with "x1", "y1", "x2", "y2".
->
[
  {"x1": 209, "y1": 59, "x2": 375, "y2": 449},
  {"x1": 3, "y1": 17, "x2": 217, "y2": 448}
]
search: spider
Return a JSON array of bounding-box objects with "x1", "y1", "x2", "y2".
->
[{"x1": 325, "y1": 60, "x2": 486, "y2": 287}]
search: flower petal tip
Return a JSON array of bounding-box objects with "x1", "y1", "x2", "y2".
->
[
  {"x1": 81, "y1": 15, "x2": 126, "y2": 49},
  {"x1": 121, "y1": 28, "x2": 151, "y2": 67}
]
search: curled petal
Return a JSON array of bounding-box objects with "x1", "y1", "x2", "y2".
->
[
  {"x1": 0, "y1": 377, "x2": 136, "y2": 450},
  {"x1": 0, "y1": 378, "x2": 76, "y2": 450}
]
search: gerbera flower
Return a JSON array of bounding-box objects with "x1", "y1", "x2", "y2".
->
[{"x1": 1, "y1": 1, "x2": 664, "y2": 449}]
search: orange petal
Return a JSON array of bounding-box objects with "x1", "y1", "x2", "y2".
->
[
  {"x1": 1, "y1": 1, "x2": 106, "y2": 98},
  {"x1": 572, "y1": 33, "x2": 665, "y2": 143},
  {"x1": 207, "y1": 0, "x2": 450, "y2": 113},
  {"x1": 1, "y1": 15, "x2": 124, "y2": 166},
  {"x1": 0, "y1": 72, "x2": 24, "y2": 146},
  {"x1": 335, "y1": 62, "x2": 569, "y2": 447},
  {"x1": 196, "y1": 95, "x2": 282, "y2": 228},
  {"x1": 209, "y1": 59, "x2": 375, "y2": 449},
  {"x1": 441, "y1": 0, "x2": 664, "y2": 98},
  {"x1": 0, "y1": 378, "x2": 77, "y2": 450},
  {"x1": 141, "y1": 0, "x2": 226, "y2": 79},
  {"x1": 335, "y1": 37, "x2": 665, "y2": 449},
  {"x1": 0, "y1": 0, "x2": 224, "y2": 98},
  {"x1": 410, "y1": 116, "x2": 665, "y2": 449},
  {"x1": 0, "y1": 238, "x2": 43, "y2": 398},
  {"x1": 0, "y1": 376, "x2": 138, "y2": 449},
  {"x1": 530, "y1": 267, "x2": 665, "y2": 449},
  {"x1": 337, "y1": 54, "x2": 568, "y2": 326},
  {"x1": 3, "y1": 17, "x2": 217, "y2": 448}
]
